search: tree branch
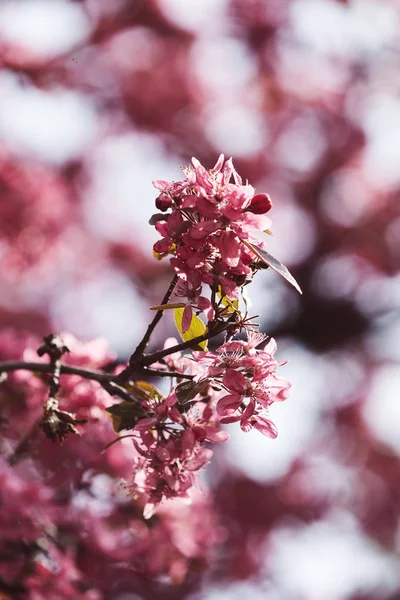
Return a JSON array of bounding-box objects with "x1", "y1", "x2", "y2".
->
[
  {"x1": 141, "y1": 322, "x2": 231, "y2": 366},
  {"x1": 0, "y1": 360, "x2": 121, "y2": 384},
  {"x1": 118, "y1": 274, "x2": 178, "y2": 380},
  {"x1": 131, "y1": 274, "x2": 178, "y2": 361}
]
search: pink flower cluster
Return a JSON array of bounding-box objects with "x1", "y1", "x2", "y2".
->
[
  {"x1": 122, "y1": 332, "x2": 290, "y2": 516},
  {"x1": 152, "y1": 155, "x2": 273, "y2": 306},
  {"x1": 0, "y1": 153, "x2": 296, "y2": 591},
  {"x1": 193, "y1": 332, "x2": 291, "y2": 437},
  {"x1": 127, "y1": 385, "x2": 228, "y2": 519},
  {"x1": 0, "y1": 331, "x2": 226, "y2": 591}
]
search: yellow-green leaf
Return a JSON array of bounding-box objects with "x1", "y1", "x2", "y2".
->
[
  {"x1": 135, "y1": 380, "x2": 162, "y2": 399},
  {"x1": 106, "y1": 402, "x2": 144, "y2": 432},
  {"x1": 217, "y1": 286, "x2": 238, "y2": 314},
  {"x1": 174, "y1": 308, "x2": 208, "y2": 351}
]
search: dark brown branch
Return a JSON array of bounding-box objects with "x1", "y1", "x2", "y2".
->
[
  {"x1": 100, "y1": 380, "x2": 141, "y2": 402},
  {"x1": 118, "y1": 274, "x2": 178, "y2": 380},
  {"x1": 0, "y1": 361, "x2": 121, "y2": 385},
  {"x1": 0, "y1": 360, "x2": 146, "y2": 406},
  {"x1": 141, "y1": 322, "x2": 232, "y2": 366},
  {"x1": 131, "y1": 274, "x2": 178, "y2": 360}
]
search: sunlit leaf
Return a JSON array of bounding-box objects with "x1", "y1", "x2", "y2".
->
[
  {"x1": 242, "y1": 240, "x2": 302, "y2": 294},
  {"x1": 106, "y1": 402, "x2": 144, "y2": 433},
  {"x1": 174, "y1": 308, "x2": 208, "y2": 350},
  {"x1": 134, "y1": 380, "x2": 162, "y2": 400},
  {"x1": 217, "y1": 286, "x2": 238, "y2": 314},
  {"x1": 121, "y1": 384, "x2": 149, "y2": 402},
  {"x1": 122, "y1": 381, "x2": 162, "y2": 402}
]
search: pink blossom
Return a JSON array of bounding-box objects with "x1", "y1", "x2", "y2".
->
[
  {"x1": 192, "y1": 334, "x2": 291, "y2": 437},
  {"x1": 151, "y1": 155, "x2": 275, "y2": 301}
]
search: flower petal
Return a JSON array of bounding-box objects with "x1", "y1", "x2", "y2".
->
[{"x1": 217, "y1": 394, "x2": 242, "y2": 416}]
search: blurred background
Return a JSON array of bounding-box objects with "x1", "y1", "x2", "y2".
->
[{"x1": 0, "y1": 0, "x2": 400, "y2": 598}]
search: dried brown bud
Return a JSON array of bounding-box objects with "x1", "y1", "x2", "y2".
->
[{"x1": 40, "y1": 397, "x2": 86, "y2": 443}]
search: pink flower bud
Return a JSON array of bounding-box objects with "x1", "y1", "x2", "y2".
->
[
  {"x1": 155, "y1": 193, "x2": 173, "y2": 211},
  {"x1": 248, "y1": 193, "x2": 273, "y2": 214}
]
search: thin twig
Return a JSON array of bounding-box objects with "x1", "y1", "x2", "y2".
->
[
  {"x1": 141, "y1": 367, "x2": 194, "y2": 379},
  {"x1": 101, "y1": 433, "x2": 137, "y2": 453}
]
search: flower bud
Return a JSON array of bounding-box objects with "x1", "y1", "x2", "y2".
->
[
  {"x1": 155, "y1": 193, "x2": 173, "y2": 212},
  {"x1": 247, "y1": 193, "x2": 272, "y2": 214}
]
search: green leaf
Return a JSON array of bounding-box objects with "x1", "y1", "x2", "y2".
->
[
  {"x1": 174, "y1": 308, "x2": 208, "y2": 350},
  {"x1": 106, "y1": 402, "x2": 144, "y2": 432},
  {"x1": 243, "y1": 240, "x2": 302, "y2": 294}
]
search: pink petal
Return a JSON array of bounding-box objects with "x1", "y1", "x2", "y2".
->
[
  {"x1": 182, "y1": 428, "x2": 196, "y2": 457},
  {"x1": 222, "y1": 158, "x2": 234, "y2": 186},
  {"x1": 240, "y1": 212, "x2": 272, "y2": 231},
  {"x1": 194, "y1": 196, "x2": 220, "y2": 218},
  {"x1": 217, "y1": 394, "x2": 242, "y2": 416},
  {"x1": 184, "y1": 448, "x2": 213, "y2": 471},
  {"x1": 266, "y1": 374, "x2": 291, "y2": 401},
  {"x1": 182, "y1": 303, "x2": 193, "y2": 334},
  {"x1": 263, "y1": 337, "x2": 277, "y2": 356},
  {"x1": 152, "y1": 179, "x2": 170, "y2": 191},
  {"x1": 220, "y1": 414, "x2": 242, "y2": 424},
  {"x1": 253, "y1": 416, "x2": 278, "y2": 438},
  {"x1": 143, "y1": 501, "x2": 158, "y2": 519},
  {"x1": 222, "y1": 369, "x2": 247, "y2": 394},
  {"x1": 219, "y1": 230, "x2": 241, "y2": 268},
  {"x1": 191, "y1": 157, "x2": 214, "y2": 193},
  {"x1": 196, "y1": 296, "x2": 215, "y2": 321},
  {"x1": 241, "y1": 399, "x2": 255, "y2": 421},
  {"x1": 155, "y1": 446, "x2": 170, "y2": 462},
  {"x1": 134, "y1": 417, "x2": 157, "y2": 431},
  {"x1": 203, "y1": 426, "x2": 229, "y2": 443},
  {"x1": 211, "y1": 154, "x2": 225, "y2": 173}
]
